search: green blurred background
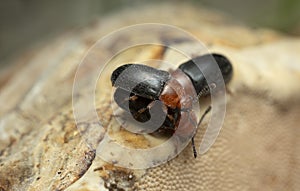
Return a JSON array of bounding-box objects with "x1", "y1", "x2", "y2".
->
[{"x1": 1, "y1": 0, "x2": 300, "y2": 65}]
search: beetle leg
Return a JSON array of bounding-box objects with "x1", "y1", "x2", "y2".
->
[
  {"x1": 120, "y1": 95, "x2": 138, "y2": 105},
  {"x1": 133, "y1": 100, "x2": 156, "y2": 119},
  {"x1": 198, "y1": 105, "x2": 211, "y2": 127},
  {"x1": 129, "y1": 95, "x2": 139, "y2": 101},
  {"x1": 180, "y1": 107, "x2": 192, "y2": 112},
  {"x1": 192, "y1": 136, "x2": 197, "y2": 158},
  {"x1": 192, "y1": 105, "x2": 212, "y2": 158},
  {"x1": 133, "y1": 107, "x2": 148, "y2": 119},
  {"x1": 166, "y1": 114, "x2": 174, "y2": 123}
]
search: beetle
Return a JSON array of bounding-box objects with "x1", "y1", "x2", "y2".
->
[{"x1": 111, "y1": 53, "x2": 233, "y2": 157}]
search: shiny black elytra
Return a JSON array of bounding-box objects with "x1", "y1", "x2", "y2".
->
[{"x1": 111, "y1": 53, "x2": 233, "y2": 157}]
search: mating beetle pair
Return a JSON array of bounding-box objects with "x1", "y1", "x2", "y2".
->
[{"x1": 111, "y1": 54, "x2": 233, "y2": 157}]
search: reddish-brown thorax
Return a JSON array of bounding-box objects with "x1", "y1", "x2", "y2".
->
[{"x1": 159, "y1": 85, "x2": 181, "y2": 109}]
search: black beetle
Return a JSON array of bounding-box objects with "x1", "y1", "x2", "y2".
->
[{"x1": 111, "y1": 53, "x2": 233, "y2": 157}]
